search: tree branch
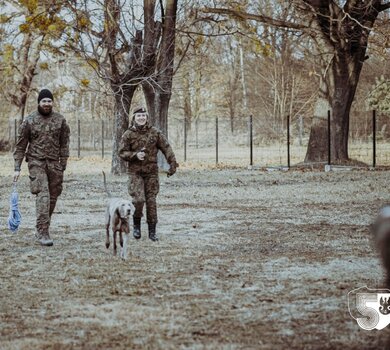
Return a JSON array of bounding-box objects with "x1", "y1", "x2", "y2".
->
[{"x1": 200, "y1": 7, "x2": 308, "y2": 32}]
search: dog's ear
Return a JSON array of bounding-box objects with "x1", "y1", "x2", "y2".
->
[{"x1": 130, "y1": 202, "x2": 135, "y2": 214}]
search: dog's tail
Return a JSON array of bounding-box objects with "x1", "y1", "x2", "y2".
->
[{"x1": 102, "y1": 171, "x2": 112, "y2": 197}]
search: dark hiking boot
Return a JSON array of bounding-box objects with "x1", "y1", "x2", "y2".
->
[
  {"x1": 133, "y1": 217, "x2": 141, "y2": 239},
  {"x1": 148, "y1": 223, "x2": 158, "y2": 242},
  {"x1": 37, "y1": 233, "x2": 53, "y2": 246}
]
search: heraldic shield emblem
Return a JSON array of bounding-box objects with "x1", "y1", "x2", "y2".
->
[{"x1": 348, "y1": 286, "x2": 390, "y2": 330}]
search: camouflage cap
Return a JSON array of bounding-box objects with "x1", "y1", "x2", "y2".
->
[{"x1": 132, "y1": 106, "x2": 148, "y2": 115}]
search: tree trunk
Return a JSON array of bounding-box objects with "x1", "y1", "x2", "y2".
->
[
  {"x1": 143, "y1": 85, "x2": 171, "y2": 137},
  {"x1": 304, "y1": 75, "x2": 330, "y2": 162},
  {"x1": 143, "y1": 85, "x2": 171, "y2": 170},
  {"x1": 142, "y1": 0, "x2": 178, "y2": 170},
  {"x1": 305, "y1": 51, "x2": 367, "y2": 164},
  {"x1": 111, "y1": 87, "x2": 136, "y2": 174},
  {"x1": 142, "y1": 73, "x2": 172, "y2": 138},
  {"x1": 9, "y1": 32, "x2": 43, "y2": 123}
]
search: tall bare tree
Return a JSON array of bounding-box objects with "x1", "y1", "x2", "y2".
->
[
  {"x1": 67, "y1": 0, "x2": 178, "y2": 174},
  {"x1": 202, "y1": 0, "x2": 390, "y2": 163},
  {"x1": 142, "y1": 0, "x2": 178, "y2": 137}
]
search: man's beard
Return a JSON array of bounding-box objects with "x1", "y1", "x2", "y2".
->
[{"x1": 38, "y1": 105, "x2": 52, "y2": 116}]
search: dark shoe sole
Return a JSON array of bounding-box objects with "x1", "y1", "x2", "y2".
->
[{"x1": 34, "y1": 238, "x2": 50, "y2": 246}]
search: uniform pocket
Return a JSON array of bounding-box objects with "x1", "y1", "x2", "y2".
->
[
  {"x1": 146, "y1": 176, "x2": 159, "y2": 196},
  {"x1": 29, "y1": 175, "x2": 41, "y2": 194},
  {"x1": 129, "y1": 175, "x2": 137, "y2": 197},
  {"x1": 128, "y1": 174, "x2": 144, "y2": 201},
  {"x1": 148, "y1": 137, "x2": 157, "y2": 145}
]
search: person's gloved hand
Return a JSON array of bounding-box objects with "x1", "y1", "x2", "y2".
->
[
  {"x1": 59, "y1": 158, "x2": 67, "y2": 171},
  {"x1": 167, "y1": 162, "x2": 178, "y2": 177}
]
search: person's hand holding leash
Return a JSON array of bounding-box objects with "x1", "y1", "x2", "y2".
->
[{"x1": 13, "y1": 171, "x2": 20, "y2": 182}]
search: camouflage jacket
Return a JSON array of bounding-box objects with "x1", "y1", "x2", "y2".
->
[
  {"x1": 13, "y1": 111, "x2": 70, "y2": 171},
  {"x1": 118, "y1": 123, "x2": 177, "y2": 174}
]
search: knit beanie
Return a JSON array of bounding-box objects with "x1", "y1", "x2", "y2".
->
[{"x1": 38, "y1": 89, "x2": 54, "y2": 104}]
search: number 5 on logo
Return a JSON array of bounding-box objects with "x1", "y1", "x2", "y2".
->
[{"x1": 348, "y1": 286, "x2": 390, "y2": 330}]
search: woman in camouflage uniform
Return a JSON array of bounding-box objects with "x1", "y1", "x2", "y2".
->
[{"x1": 119, "y1": 107, "x2": 177, "y2": 241}]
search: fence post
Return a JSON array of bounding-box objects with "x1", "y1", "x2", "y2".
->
[
  {"x1": 78, "y1": 119, "x2": 81, "y2": 158},
  {"x1": 216, "y1": 117, "x2": 219, "y2": 165},
  {"x1": 14, "y1": 119, "x2": 17, "y2": 148},
  {"x1": 287, "y1": 114, "x2": 291, "y2": 169},
  {"x1": 102, "y1": 119, "x2": 105, "y2": 159},
  {"x1": 373, "y1": 110, "x2": 376, "y2": 168},
  {"x1": 184, "y1": 118, "x2": 187, "y2": 162},
  {"x1": 195, "y1": 119, "x2": 199, "y2": 149},
  {"x1": 92, "y1": 117, "x2": 96, "y2": 150},
  {"x1": 328, "y1": 110, "x2": 331, "y2": 165},
  {"x1": 298, "y1": 115, "x2": 303, "y2": 146},
  {"x1": 249, "y1": 115, "x2": 253, "y2": 166}
]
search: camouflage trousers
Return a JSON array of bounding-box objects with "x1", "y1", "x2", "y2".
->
[
  {"x1": 28, "y1": 159, "x2": 64, "y2": 235},
  {"x1": 128, "y1": 172, "x2": 159, "y2": 224}
]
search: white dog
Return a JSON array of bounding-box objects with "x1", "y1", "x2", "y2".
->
[{"x1": 103, "y1": 171, "x2": 134, "y2": 260}]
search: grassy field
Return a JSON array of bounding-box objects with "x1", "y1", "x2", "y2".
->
[{"x1": 0, "y1": 153, "x2": 390, "y2": 349}]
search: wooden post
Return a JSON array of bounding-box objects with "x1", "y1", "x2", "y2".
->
[
  {"x1": 249, "y1": 115, "x2": 253, "y2": 166},
  {"x1": 102, "y1": 119, "x2": 105, "y2": 159},
  {"x1": 14, "y1": 119, "x2": 17, "y2": 148},
  {"x1": 184, "y1": 118, "x2": 187, "y2": 162},
  {"x1": 195, "y1": 118, "x2": 199, "y2": 149},
  {"x1": 216, "y1": 117, "x2": 219, "y2": 164},
  {"x1": 373, "y1": 110, "x2": 376, "y2": 168},
  {"x1": 287, "y1": 115, "x2": 290, "y2": 169},
  {"x1": 78, "y1": 119, "x2": 81, "y2": 158},
  {"x1": 327, "y1": 110, "x2": 331, "y2": 165}
]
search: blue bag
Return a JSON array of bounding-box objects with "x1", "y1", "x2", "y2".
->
[{"x1": 8, "y1": 182, "x2": 22, "y2": 233}]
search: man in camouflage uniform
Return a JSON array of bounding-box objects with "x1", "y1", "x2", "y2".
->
[
  {"x1": 118, "y1": 106, "x2": 177, "y2": 241},
  {"x1": 13, "y1": 89, "x2": 70, "y2": 246}
]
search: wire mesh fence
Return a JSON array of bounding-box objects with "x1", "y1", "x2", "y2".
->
[
  {"x1": 6, "y1": 110, "x2": 390, "y2": 167},
  {"x1": 169, "y1": 111, "x2": 390, "y2": 167}
]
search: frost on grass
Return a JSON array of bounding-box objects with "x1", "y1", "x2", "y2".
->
[{"x1": 0, "y1": 154, "x2": 389, "y2": 349}]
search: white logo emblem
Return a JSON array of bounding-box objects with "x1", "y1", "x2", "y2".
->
[{"x1": 348, "y1": 286, "x2": 390, "y2": 330}]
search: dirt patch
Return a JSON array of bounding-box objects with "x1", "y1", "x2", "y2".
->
[{"x1": 1, "y1": 154, "x2": 390, "y2": 349}]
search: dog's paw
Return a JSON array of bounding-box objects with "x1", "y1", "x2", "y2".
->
[
  {"x1": 105, "y1": 242, "x2": 110, "y2": 249},
  {"x1": 120, "y1": 248, "x2": 127, "y2": 260}
]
